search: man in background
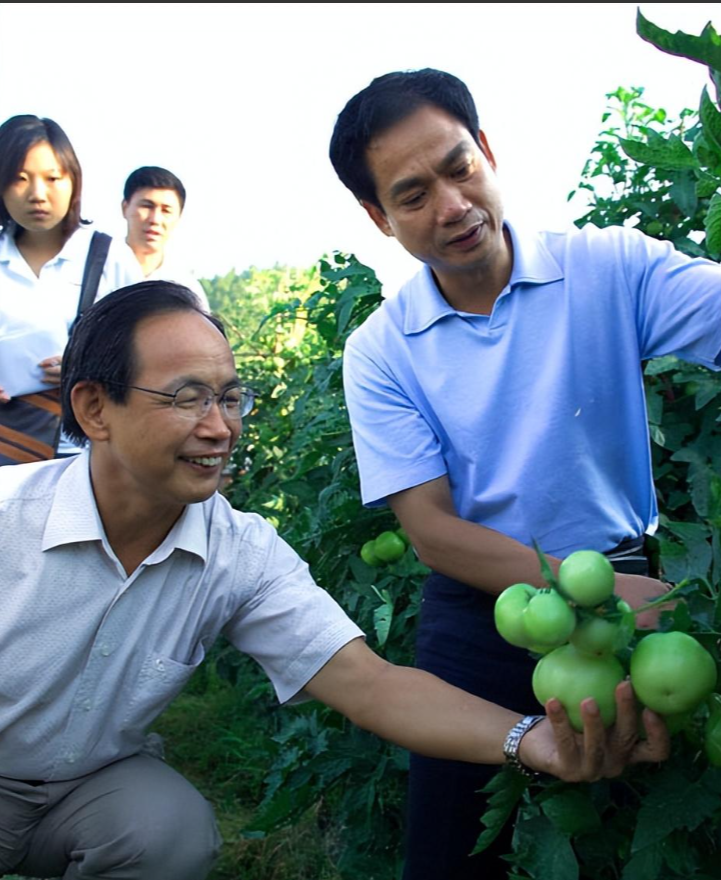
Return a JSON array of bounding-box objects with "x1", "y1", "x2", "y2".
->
[{"x1": 121, "y1": 165, "x2": 210, "y2": 310}]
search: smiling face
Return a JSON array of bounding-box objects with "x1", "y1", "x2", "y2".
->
[
  {"x1": 122, "y1": 186, "x2": 183, "y2": 259},
  {"x1": 2, "y1": 141, "x2": 73, "y2": 235},
  {"x1": 363, "y1": 105, "x2": 511, "y2": 308},
  {"x1": 88, "y1": 310, "x2": 242, "y2": 524}
]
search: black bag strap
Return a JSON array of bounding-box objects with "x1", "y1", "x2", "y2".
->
[{"x1": 76, "y1": 231, "x2": 112, "y2": 318}]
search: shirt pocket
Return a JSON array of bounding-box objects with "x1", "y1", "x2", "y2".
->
[{"x1": 122, "y1": 639, "x2": 208, "y2": 733}]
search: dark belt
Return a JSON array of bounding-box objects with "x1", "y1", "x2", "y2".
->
[{"x1": 604, "y1": 536, "x2": 646, "y2": 561}]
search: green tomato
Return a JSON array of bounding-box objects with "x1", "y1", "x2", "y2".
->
[
  {"x1": 360, "y1": 540, "x2": 381, "y2": 567},
  {"x1": 570, "y1": 616, "x2": 622, "y2": 656},
  {"x1": 570, "y1": 601, "x2": 633, "y2": 657},
  {"x1": 395, "y1": 527, "x2": 411, "y2": 546},
  {"x1": 630, "y1": 632, "x2": 718, "y2": 716},
  {"x1": 522, "y1": 590, "x2": 576, "y2": 647},
  {"x1": 558, "y1": 550, "x2": 615, "y2": 608},
  {"x1": 494, "y1": 583, "x2": 537, "y2": 648},
  {"x1": 373, "y1": 531, "x2": 406, "y2": 563},
  {"x1": 532, "y1": 643, "x2": 625, "y2": 731}
]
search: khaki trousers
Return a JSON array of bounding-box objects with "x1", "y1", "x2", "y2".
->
[{"x1": 0, "y1": 754, "x2": 221, "y2": 879}]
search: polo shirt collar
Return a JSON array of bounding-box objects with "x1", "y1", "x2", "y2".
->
[
  {"x1": 42, "y1": 450, "x2": 209, "y2": 563},
  {"x1": 0, "y1": 225, "x2": 89, "y2": 270},
  {"x1": 402, "y1": 219, "x2": 564, "y2": 335},
  {"x1": 0, "y1": 227, "x2": 24, "y2": 269}
]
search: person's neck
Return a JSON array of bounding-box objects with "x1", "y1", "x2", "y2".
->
[
  {"x1": 15, "y1": 225, "x2": 67, "y2": 278},
  {"x1": 433, "y1": 226, "x2": 514, "y2": 315},
  {"x1": 90, "y1": 460, "x2": 184, "y2": 577},
  {"x1": 128, "y1": 240, "x2": 164, "y2": 277}
]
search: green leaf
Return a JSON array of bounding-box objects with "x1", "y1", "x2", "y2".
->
[
  {"x1": 696, "y1": 176, "x2": 721, "y2": 198},
  {"x1": 645, "y1": 386, "x2": 664, "y2": 425},
  {"x1": 620, "y1": 134, "x2": 697, "y2": 171},
  {"x1": 473, "y1": 768, "x2": 529, "y2": 854},
  {"x1": 637, "y1": 10, "x2": 721, "y2": 72},
  {"x1": 621, "y1": 843, "x2": 664, "y2": 880},
  {"x1": 511, "y1": 814, "x2": 579, "y2": 880},
  {"x1": 532, "y1": 539, "x2": 559, "y2": 589},
  {"x1": 705, "y1": 192, "x2": 721, "y2": 255},
  {"x1": 700, "y1": 87, "x2": 721, "y2": 153},
  {"x1": 370, "y1": 585, "x2": 394, "y2": 647},
  {"x1": 631, "y1": 767, "x2": 721, "y2": 851},
  {"x1": 645, "y1": 355, "x2": 681, "y2": 376},
  {"x1": 669, "y1": 170, "x2": 699, "y2": 217},
  {"x1": 540, "y1": 788, "x2": 602, "y2": 835},
  {"x1": 649, "y1": 424, "x2": 665, "y2": 447}
]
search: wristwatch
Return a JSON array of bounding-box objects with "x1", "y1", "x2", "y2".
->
[{"x1": 502, "y1": 714, "x2": 545, "y2": 778}]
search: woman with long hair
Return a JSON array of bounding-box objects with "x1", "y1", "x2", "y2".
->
[{"x1": 0, "y1": 114, "x2": 133, "y2": 463}]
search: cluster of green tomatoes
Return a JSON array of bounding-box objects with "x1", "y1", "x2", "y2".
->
[
  {"x1": 360, "y1": 527, "x2": 411, "y2": 566},
  {"x1": 495, "y1": 549, "x2": 721, "y2": 762}
]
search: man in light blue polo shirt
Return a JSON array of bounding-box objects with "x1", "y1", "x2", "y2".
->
[{"x1": 330, "y1": 68, "x2": 721, "y2": 880}]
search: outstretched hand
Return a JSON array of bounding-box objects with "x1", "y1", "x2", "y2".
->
[
  {"x1": 518, "y1": 680, "x2": 669, "y2": 782},
  {"x1": 0, "y1": 383, "x2": 9, "y2": 403}
]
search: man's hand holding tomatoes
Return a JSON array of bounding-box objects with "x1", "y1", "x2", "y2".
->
[
  {"x1": 307, "y1": 639, "x2": 670, "y2": 786},
  {"x1": 519, "y1": 680, "x2": 670, "y2": 782},
  {"x1": 614, "y1": 573, "x2": 674, "y2": 629}
]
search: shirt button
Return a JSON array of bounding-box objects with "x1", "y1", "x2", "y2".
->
[
  {"x1": 99, "y1": 644, "x2": 111, "y2": 656},
  {"x1": 82, "y1": 699, "x2": 92, "y2": 711},
  {"x1": 155, "y1": 658, "x2": 165, "y2": 671},
  {"x1": 65, "y1": 752, "x2": 76, "y2": 764}
]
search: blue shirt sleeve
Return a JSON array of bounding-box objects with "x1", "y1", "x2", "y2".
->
[{"x1": 343, "y1": 330, "x2": 447, "y2": 507}]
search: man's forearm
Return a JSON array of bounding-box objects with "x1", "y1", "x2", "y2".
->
[
  {"x1": 305, "y1": 641, "x2": 670, "y2": 781},
  {"x1": 347, "y1": 660, "x2": 521, "y2": 764},
  {"x1": 419, "y1": 517, "x2": 561, "y2": 595}
]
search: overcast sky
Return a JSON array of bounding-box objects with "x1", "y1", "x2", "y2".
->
[{"x1": 1, "y1": 3, "x2": 718, "y2": 293}]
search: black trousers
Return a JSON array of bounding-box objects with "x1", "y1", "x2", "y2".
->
[{"x1": 402, "y1": 539, "x2": 649, "y2": 880}]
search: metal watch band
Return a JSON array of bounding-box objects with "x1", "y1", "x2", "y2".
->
[{"x1": 502, "y1": 714, "x2": 545, "y2": 778}]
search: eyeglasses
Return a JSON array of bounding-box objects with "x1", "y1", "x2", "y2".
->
[{"x1": 108, "y1": 381, "x2": 256, "y2": 421}]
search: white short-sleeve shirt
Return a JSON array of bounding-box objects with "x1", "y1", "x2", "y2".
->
[{"x1": 0, "y1": 453, "x2": 363, "y2": 781}]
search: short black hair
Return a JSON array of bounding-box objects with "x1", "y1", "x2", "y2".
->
[
  {"x1": 123, "y1": 166, "x2": 187, "y2": 210},
  {"x1": 0, "y1": 114, "x2": 84, "y2": 239},
  {"x1": 329, "y1": 68, "x2": 481, "y2": 209},
  {"x1": 61, "y1": 281, "x2": 224, "y2": 445}
]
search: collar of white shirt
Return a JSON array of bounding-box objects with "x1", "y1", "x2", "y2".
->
[{"x1": 41, "y1": 451, "x2": 209, "y2": 565}]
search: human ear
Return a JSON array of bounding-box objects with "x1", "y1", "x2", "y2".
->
[
  {"x1": 71, "y1": 382, "x2": 111, "y2": 442},
  {"x1": 361, "y1": 200, "x2": 394, "y2": 238},
  {"x1": 478, "y1": 130, "x2": 498, "y2": 171},
  {"x1": 121, "y1": 199, "x2": 129, "y2": 219}
]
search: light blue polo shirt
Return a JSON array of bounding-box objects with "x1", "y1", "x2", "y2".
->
[{"x1": 342, "y1": 221, "x2": 721, "y2": 558}]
